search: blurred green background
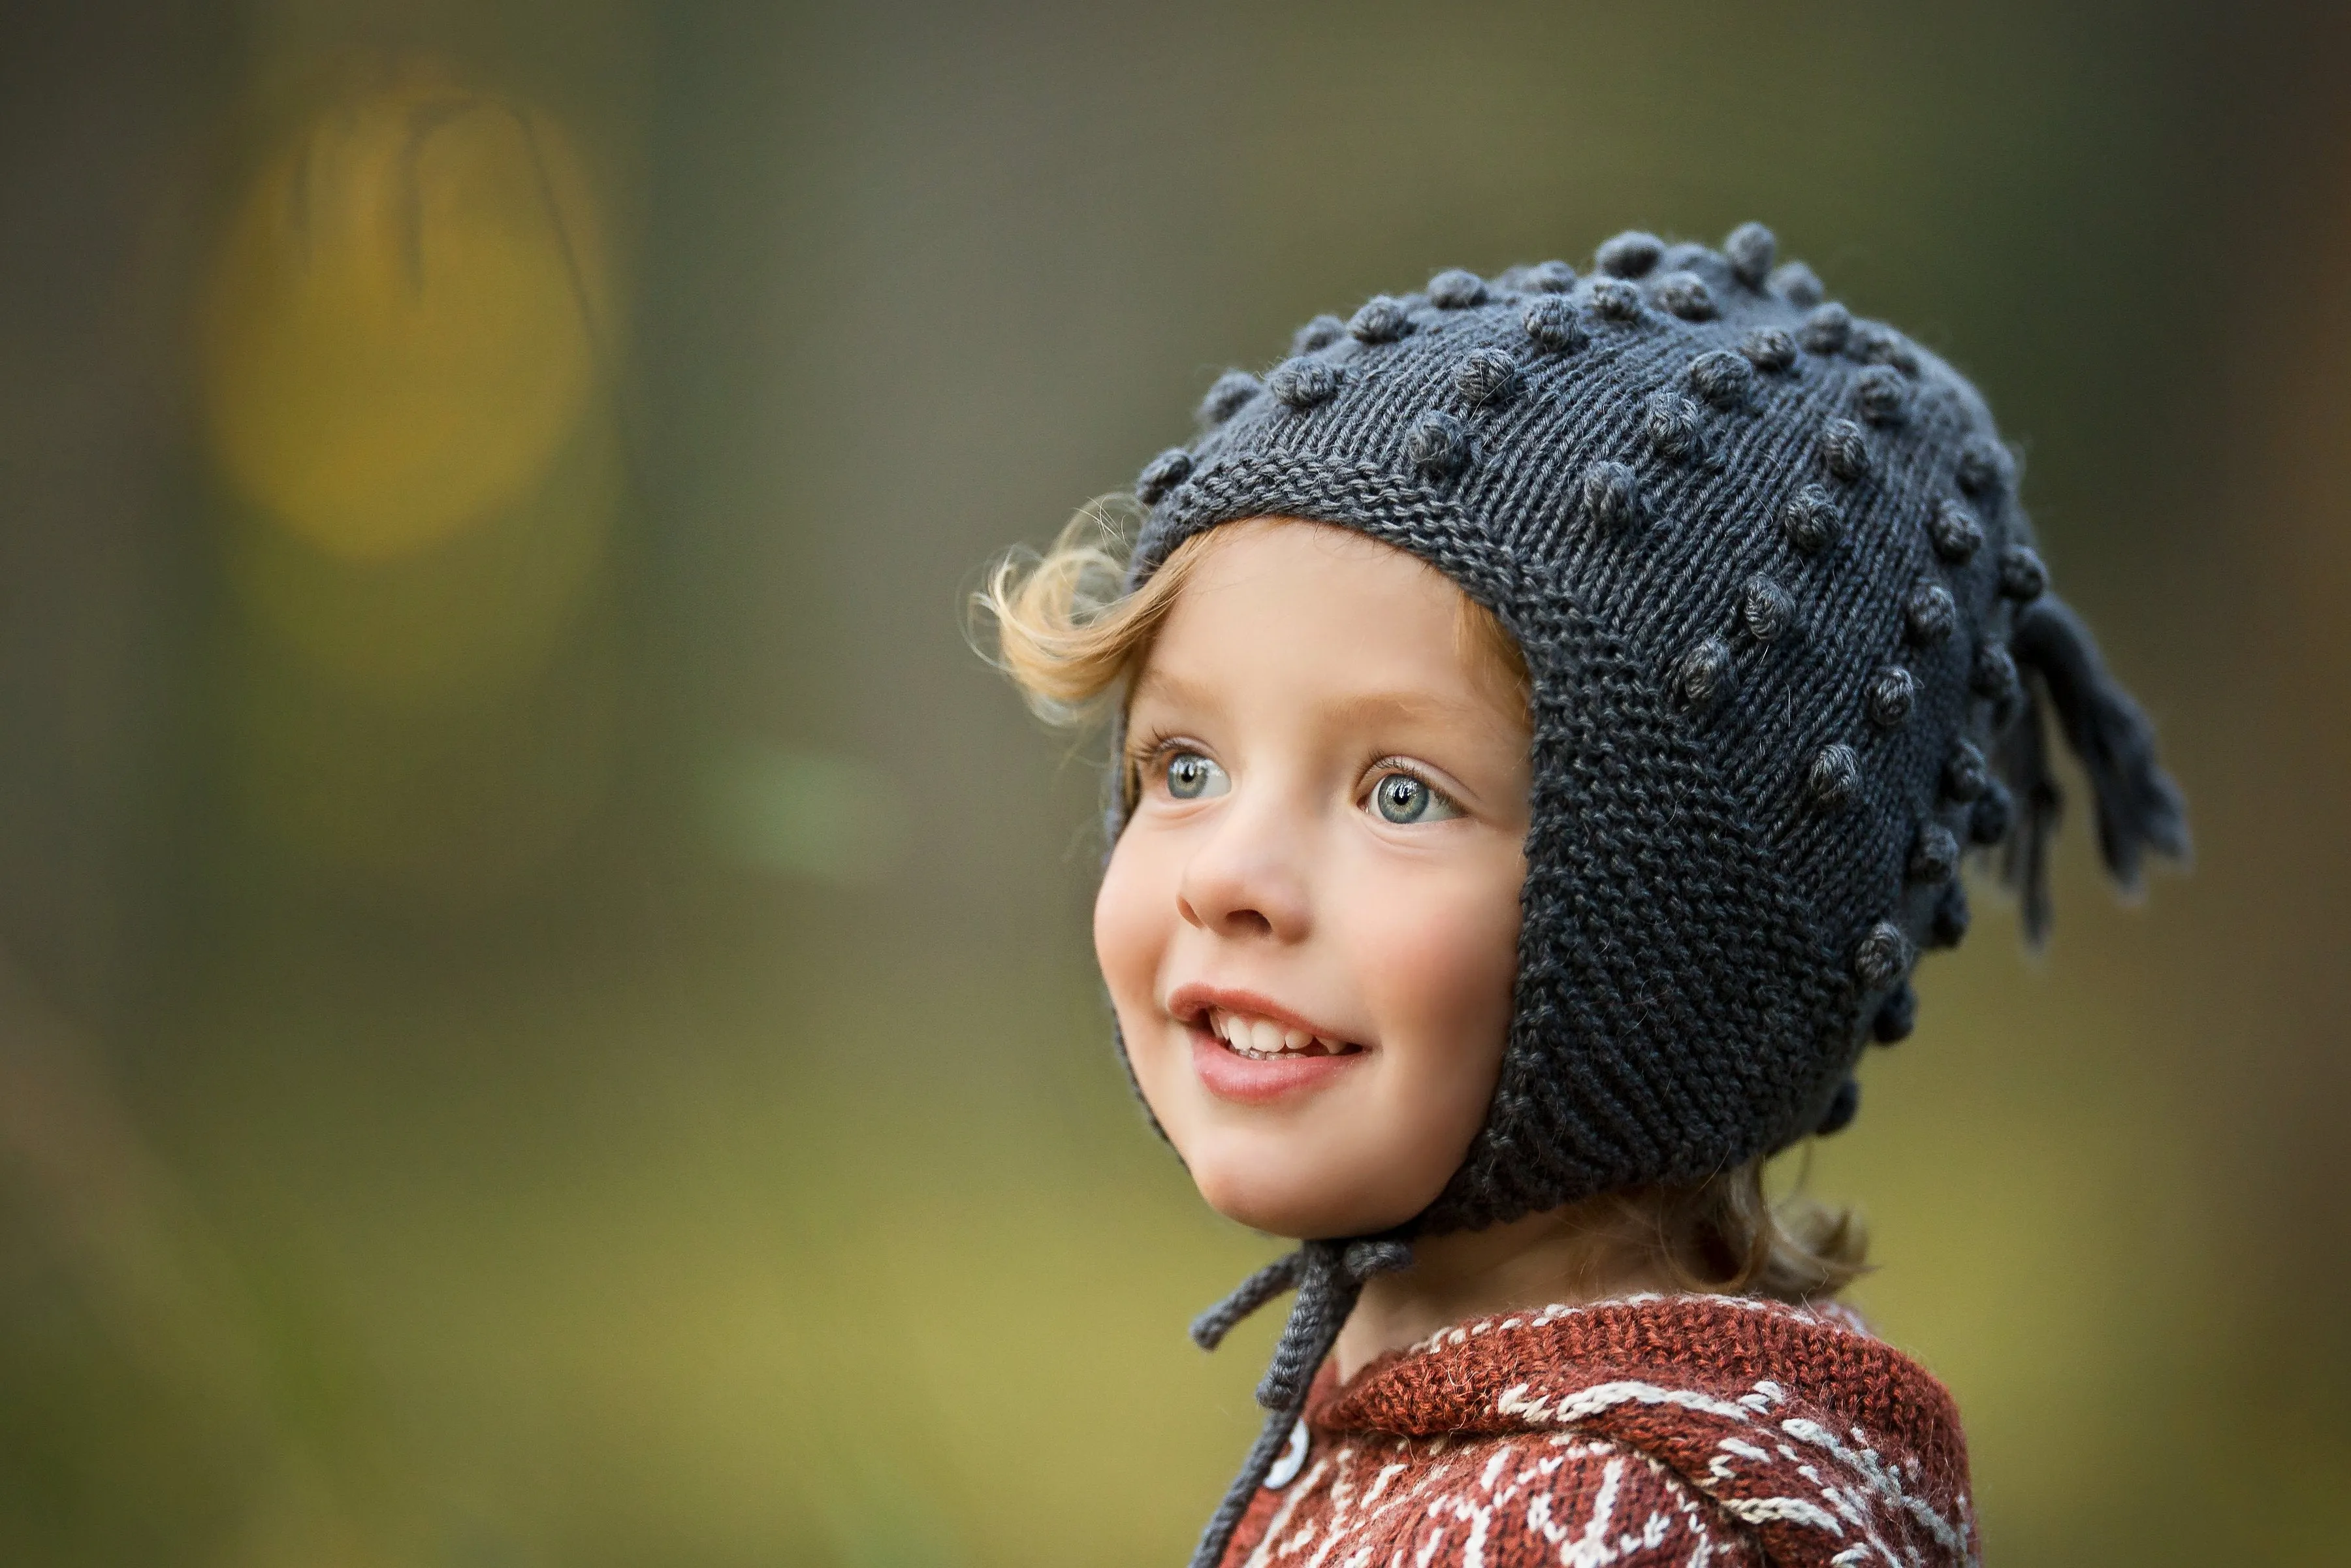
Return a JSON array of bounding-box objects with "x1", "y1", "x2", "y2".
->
[{"x1": 2, "y1": 1, "x2": 2346, "y2": 1563}]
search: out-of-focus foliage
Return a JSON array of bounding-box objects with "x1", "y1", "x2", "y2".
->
[{"x1": 1, "y1": 1, "x2": 2346, "y2": 1565}]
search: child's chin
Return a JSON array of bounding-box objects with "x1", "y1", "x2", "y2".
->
[{"x1": 1190, "y1": 1165, "x2": 1424, "y2": 1240}]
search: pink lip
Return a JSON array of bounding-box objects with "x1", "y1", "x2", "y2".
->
[{"x1": 1163, "y1": 984, "x2": 1367, "y2": 1106}]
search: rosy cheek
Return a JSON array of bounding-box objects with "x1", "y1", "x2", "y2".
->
[{"x1": 1094, "y1": 837, "x2": 1174, "y2": 1054}]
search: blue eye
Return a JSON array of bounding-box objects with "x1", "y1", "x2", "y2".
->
[
  {"x1": 1164, "y1": 751, "x2": 1229, "y2": 800},
  {"x1": 1370, "y1": 771, "x2": 1460, "y2": 824}
]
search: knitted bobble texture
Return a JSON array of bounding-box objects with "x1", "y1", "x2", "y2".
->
[
  {"x1": 1741, "y1": 327, "x2": 1799, "y2": 373},
  {"x1": 2000, "y1": 545, "x2": 2049, "y2": 601},
  {"x1": 1724, "y1": 221, "x2": 1776, "y2": 288},
  {"x1": 1292, "y1": 313, "x2": 1346, "y2": 355},
  {"x1": 1906, "y1": 582, "x2": 1958, "y2": 645},
  {"x1": 1199, "y1": 370, "x2": 1260, "y2": 426},
  {"x1": 1929, "y1": 500, "x2": 1984, "y2": 564},
  {"x1": 1908, "y1": 824, "x2": 1960, "y2": 884},
  {"x1": 1799, "y1": 303, "x2": 1851, "y2": 353},
  {"x1": 1522, "y1": 295, "x2": 1587, "y2": 353},
  {"x1": 1688, "y1": 349, "x2": 1754, "y2": 409},
  {"x1": 1872, "y1": 984, "x2": 1917, "y2": 1044},
  {"x1": 1740, "y1": 575, "x2": 1795, "y2": 644},
  {"x1": 1522, "y1": 259, "x2": 1576, "y2": 292},
  {"x1": 1815, "y1": 1078, "x2": 1861, "y2": 1135},
  {"x1": 1267, "y1": 357, "x2": 1342, "y2": 409},
  {"x1": 1407, "y1": 410, "x2": 1470, "y2": 479},
  {"x1": 1429, "y1": 268, "x2": 1488, "y2": 308},
  {"x1": 1808, "y1": 743, "x2": 1861, "y2": 810},
  {"x1": 1655, "y1": 271, "x2": 1716, "y2": 321},
  {"x1": 1855, "y1": 364, "x2": 1910, "y2": 425},
  {"x1": 1588, "y1": 279, "x2": 1644, "y2": 323},
  {"x1": 1868, "y1": 665, "x2": 1918, "y2": 728},
  {"x1": 1647, "y1": 393, "x2": 1706, "y2": 464},
  {"x1": 1135, "y1": 448, "x2": 1192, "y2": 504},
  {"x1": 1350, "y1": 296, "x2": 1413, "y2": 344},
  {"x1": 1676, "y1": 638, "x2": 1733, "y2": 709},
  {"x1": 1782, "y1": 485, "x2": 1844, "y2": 554},
  {"x1": 1454, "y1": 347, "x2": 1523, "y2": 409},
  {"x1": 1853, "y1": 921, "x2": 1913, "y2": 988},
  {"x1": 1771, "y1": 261, "x2": 1825, "y2": 306},
  {"x1": 1821, "y1": 418, "x2": 1870, "y2": 482},
  {"x1": 1582, "y1": 460, "x2": 1642, "y2": 534},
  {"x1": 1597, "y1": 231, "x2": 1663, "y2": 278}
]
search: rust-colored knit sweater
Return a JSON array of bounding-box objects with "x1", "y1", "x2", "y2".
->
[{"x1": 1217, "y1": 1293, "x2": 1974, "y2": 1568}]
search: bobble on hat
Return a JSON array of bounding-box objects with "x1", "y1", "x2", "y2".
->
[
  {"x1": 1929, "y1": 880, "x2": 1971, "y2": 948},
  {"x1": 1971, "y1": 778, "x2": 2015, "y2": 843},
  {"x1": 1943, "y1": 739, "x2": 1989, "y2": 803},
  {"x1": 1854, "y1": 364, "x2": 1911, "y2": 426},
  {"x1": 1740, "y1": 574, "x2": 1795, "y2": 643},
  {"x1": 1428, "y1": 269, "x2": 1488, "y2": 309},
  {"x1": 1582, "y1": 460, "x2": 1642, "y2": 534},
  {"x1": 1199, "y1": 370, "x2": 1261, "y2": 426},
  {"x1": 1291, "y1": 315, "x2": 1346, "y2": 355},
  {"x1": 1906, "y1": 582, "x2": 1959, "y2": 645},
  {"x1": 1454, "y1": 347, "x2": 1523, "y2": 409},
  {"x1": 1872, "y1": 983, "x2": 1917, "y2": 1043},
  {"x1": 1782, "y1": 484, "x2": 1845, "y2": 554},
  {"x1": 1675, "y1": 637, "x2": 1732, "y2": 710},
  {"x1": 1853, "y1": 920, "x2": 1914, "y2": 989},
  {"x1": 1771, "y1": 261, "x2": 1825, "y2": 306},
  {"x1": 1740, "y1": 327, "x2": 1799, "y2": 373},
  {"x1": 1136, "y1": 448, "x2": 1193, "y2": 505},
  {"x1": 1820, "y1": 418, "x2": 1871, "y2": 483},
  {"x1": 1808, "y1": 743, "x2": 1862, "y2": 810},
  {"x1": 1971, "y1": 642, "x2": 2019, "y2": 701},
  {"x1": 1815, "y1": 1077, "x2": 1861, "y2": 1135},
  {"x1": 1867, "y1": 665, "x2": 1917, "y2": 728},
  {"x1": 1908, "y1": 823, "x2": 1960, "y2": 884},
  {"x1": 1596, "y1": 231, "x2": 1664, "y2": 278},
  {"x1": 1724, "y1": 222, "x2": 1776, "y2": 289},
  {"x1": 1647, "y1": 392, "x2": 1706, "y2": 464},
  {"x1": 1999, "y1": 545, "x2": 2049, "y2": 601},
  {"x1": 1688, "y1": 349, "x2": 1754, "y2": 409},
  {"x1": 1522, "y1": 296, "x2": 1588, "y2": 353},
  {"x1": 1928, "y1": 500, "x2": 1985, "y2": 564},
  {"x1": 1520, "y1": 259, "x2": 1576, "y2": 293},
  {"x1": 1588, "y1": 279, "x2": 1645, "y2": 323},
  {"x1": 1407, "y1": 410, "x2": 1471, "y2": 479},
  {"x1": 1850, "y1": 323, "x2": 1921, "y2": 376},
  {"x1": 1267, "y1": 356, "x2": 1343, "y2": 409},
  {"x1": 1799, "y1": 303, "x2": 1851, "y2": 354},
  {"x1": 1349, "y1": 296, "x2": 1413, "y2": 344},
  {"x1": 1655, "y1": 271, "x2": 1716, "y2": 321},
  {"x1": 1956, "y1": 437, "x2": 2009, "y2": 498}
]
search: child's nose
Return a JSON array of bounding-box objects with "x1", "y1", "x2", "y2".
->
[{"x1": 1174, "y1": 806, "x2": 1311, "y2": 943}]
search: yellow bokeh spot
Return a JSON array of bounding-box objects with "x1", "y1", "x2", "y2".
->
[{"x1": 200, "y1": 76, "x2": 609, "y2": 561}]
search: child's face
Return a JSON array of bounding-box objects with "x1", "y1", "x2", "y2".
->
[{"x1": 1096, "y1": 519, "x2": 1531, "y2": 1240}]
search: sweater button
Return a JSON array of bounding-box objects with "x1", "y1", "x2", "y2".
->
[{"x1": 1266, "y1": 1418, "x2": 1309, "y2": 1490}]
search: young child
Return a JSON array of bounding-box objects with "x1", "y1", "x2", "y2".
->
[{"x1": 982, "y1": 223, "x2": 2185, "y2": 1567}]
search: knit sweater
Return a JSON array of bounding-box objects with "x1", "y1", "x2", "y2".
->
[{"x1": 1215, "y1": 1294, "x2": 1975, "y2": 1568}]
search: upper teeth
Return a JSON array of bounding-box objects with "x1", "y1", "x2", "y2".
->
[{"x1": 1209, "y1": 1008, "x2": 1339, "y2": 1059}]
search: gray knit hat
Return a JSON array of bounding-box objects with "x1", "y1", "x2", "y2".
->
[{"x1": 1113, "y1": 224, "x2": 2187, "y2": 1567}]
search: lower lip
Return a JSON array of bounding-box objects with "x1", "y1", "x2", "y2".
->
[{"x1": 1188, "y1": 1026, "x2": 1364, "y2": 1104}]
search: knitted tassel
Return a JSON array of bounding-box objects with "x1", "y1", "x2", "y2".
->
[
  {"x1": 1998, "y1": 596, "x2": 2191, "y2": 946},
  {"x1": 1187, "y1": 1239, "x2": 1412, "y2": 1568}
]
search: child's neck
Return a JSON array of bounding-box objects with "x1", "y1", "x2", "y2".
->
[{"x1": 1335, "y1": 1198, "x2": 1683, "y2": 1382}]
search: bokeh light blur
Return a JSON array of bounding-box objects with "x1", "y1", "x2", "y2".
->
[{"x1": 1, "y1": 2, "x2": 2346, "y2": 1565}]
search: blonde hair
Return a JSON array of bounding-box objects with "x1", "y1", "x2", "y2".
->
[{"x1": 977, "y1": 505, "x2": 1868, "y2": 1303}]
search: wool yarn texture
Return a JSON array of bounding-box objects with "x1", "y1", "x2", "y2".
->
[{"x1": 1113, "y1": 223, "x2": 2188, "y2": 1568}]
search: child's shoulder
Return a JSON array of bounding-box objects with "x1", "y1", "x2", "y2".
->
[{"x1": 1223, "y1": 1294, "x2": 1977, "y2": 1568}]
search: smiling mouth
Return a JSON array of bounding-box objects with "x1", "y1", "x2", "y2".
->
[{"x1": 1197, "y1": 1006, "x2": 1364, "y2": 1061}]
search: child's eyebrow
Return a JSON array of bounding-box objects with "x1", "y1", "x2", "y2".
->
[{"x1": 1130, "y1": 668, "x2": 1493, "y2": 732}]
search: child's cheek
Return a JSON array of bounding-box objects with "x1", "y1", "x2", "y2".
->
[{"x1": 1093, "y1": 831, "x2": 1181, "y2": 1107}]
